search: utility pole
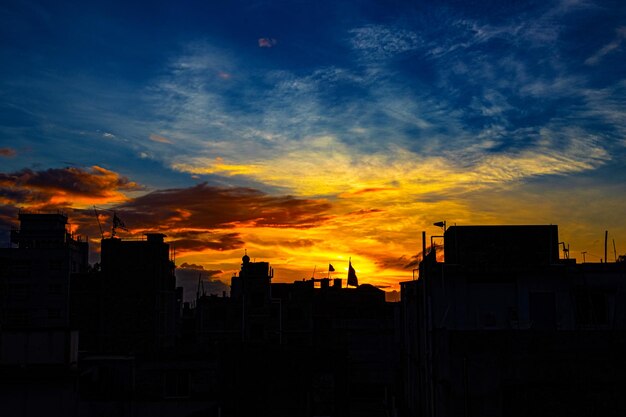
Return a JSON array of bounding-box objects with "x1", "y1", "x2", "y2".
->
[{"x1": 605, "y1": 230, "x2": 608, "y2": 265}]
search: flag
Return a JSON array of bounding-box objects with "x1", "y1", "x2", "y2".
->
[
  {"x1": 328, "y1": 264, "x2": 335, "y2": 272},
  {"x1": 347, "y1": 259, "x2": 358, "y2": 287},
  {"x1": 113, "y1": 213, "x2": 127, "y2": 230}
]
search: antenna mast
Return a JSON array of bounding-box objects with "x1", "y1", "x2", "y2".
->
[
  {"x1": 93, "y1": 206, "x2": 104, "y2": 239},
  {"x1": 605, "y1": 230, "x2": 608, "y2": 264}
]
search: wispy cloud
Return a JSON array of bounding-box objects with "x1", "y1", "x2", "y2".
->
[
  {"x1": 585, "y1": 26, "x2": 626, "y2": 65},
  {"x1": 349, "y1": 25, "x2": 421, "y2": 60},
  {"x1": 147, "y1": 17, "x2": 622, "y2": 200},
  {"x1": 149, "y1": 133, "x2": 173, "y2": 144},
  {"x1": 258, "y1": 38, "x2": 277, "y2": 48}
]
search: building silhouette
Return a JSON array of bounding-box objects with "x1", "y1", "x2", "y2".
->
[
  {"x1": 195, "y1": 255, "x2": 399, "y2": 416},
  {"x1": 0, "y1": 213, "x2": 88, "y2": 416},
  {"x1": 400, "y1": 225, "x2": 626, "y2": 417},
  {"x1": 99, "y1": 233, "x2": 179, "y2": 354},
  {"x1": 1, "y1": 212, "x2": 88, "y2": 329}
]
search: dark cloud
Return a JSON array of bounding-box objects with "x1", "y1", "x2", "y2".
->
[
  {"x1": 0, "y1": 166, "x2": 141, "y2": 205},
  {"x1": 179, "y1": 262, "x2": 206, "y2": 270},
  {"x1": 0, "y1": 148, "x2": 16, "y2": 157},
  {"x1": 246, "y1": 236, "x2": 321, "y2": 248},
  {"x1": 278, "y1": 239, "x2": 319, "y2": 248},
  {"x1": 402, "y1": 254, "x2": 421, "y2": 270},
  {"x1": 0, "y1": 167, "x2": 334, "y2": 256},
  {"x1": 115, "y1": 182, "x2": 333, "y2": 230},
  {"x1": 171, "y1": 233, "x2": 244, "y2": 252},
  {"x1": 371, "y1": 245, "x2": 441, "y2": 270},
  {"x1": 346, "y1": 208, "x2": 384, "y2": 216},
  {"x1": 402, "y1": 246, "x2": 443, "y2": 269},
  {"x1": 373, "y1": 254, "x2": 414, "y2": 270},
  {"x1": 351, "y1": 187, "x2": 397, "y2": 195}
]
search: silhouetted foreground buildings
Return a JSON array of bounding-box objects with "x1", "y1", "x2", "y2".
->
[
  {"x1": 1, "y1": 214, "x2": 626, "y2": 416},
  {"x1": 401, "y1": 226, "x2": 626, "y2": 416}
]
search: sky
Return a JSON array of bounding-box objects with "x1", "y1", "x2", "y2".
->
[{"x1": 1, "y1": 0, "x2": 626, "y2": 295}]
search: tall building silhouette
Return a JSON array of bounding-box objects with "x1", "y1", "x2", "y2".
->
[
  {"x1": 99, "y1": 233, "x2": 179, "y2": 353},
  {"x1": 400, "y1": 225, "x2": 626, "y2": 417},
  {"x1": 0, "y1": 213, "x2": 88, "y2": 416},
  {"x1": 0, "y1": 212, "x2": 88, "y2": 330}
]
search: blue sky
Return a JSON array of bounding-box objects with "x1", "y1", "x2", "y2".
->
[{"x1": 1, "y1": 0, "x2": 626, "y2": 287}]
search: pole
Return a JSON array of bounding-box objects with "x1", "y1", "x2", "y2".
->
[
  {"x1": 93, "y1": 206, "x2": 104, "y2": 239},
  {"x1": 613, "y1": 239, "x2": 617, "y2": 262},
  {"x1": 422, "y1": 231, "x2": 427, "y2": 262},
  {"x1": 605, "y1": 230, "x2": 608, "y2": 265}
]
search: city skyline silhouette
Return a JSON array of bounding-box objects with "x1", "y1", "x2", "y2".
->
[
  {"x1": 1, "y1": 1, "x2": 626, "y2": 415},
  {"x1": 2, "y1": 212, "x2": 626, "y2": 416}
]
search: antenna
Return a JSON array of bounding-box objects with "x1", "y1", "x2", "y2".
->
[
  {"x1": 613, "y1": 239, "x2": 617, "y2": 262},
  {"x1": 93, "y1": 206, "x2": 104, "y2": 239},
  {"x1": 604, "y1": 230, "x2": 608, "y2": 265},
  {"x1": 196, "y1": 272, "x2": 204, "y2": 301}
]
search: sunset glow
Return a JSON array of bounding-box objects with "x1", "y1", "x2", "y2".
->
[{"x1": 1, "y1": 1, "x2": 626, "y2": 293}]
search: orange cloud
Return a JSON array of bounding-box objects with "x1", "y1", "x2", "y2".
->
[
  {"x1": 0, "y1": 166, "x2": 141, "y2": 208},
  {"x1": 342, "y1": 187, "x2": 399, "y2": 197},
  {"x1": 149, "y1": 134, "x2": 173, "y2": 144},
  {"x1": 0, "y1": 148, "x2": 16, "y2": 157},
  {"x1": 346, "y1": 208, "x2": 384, "y2": 217}
]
